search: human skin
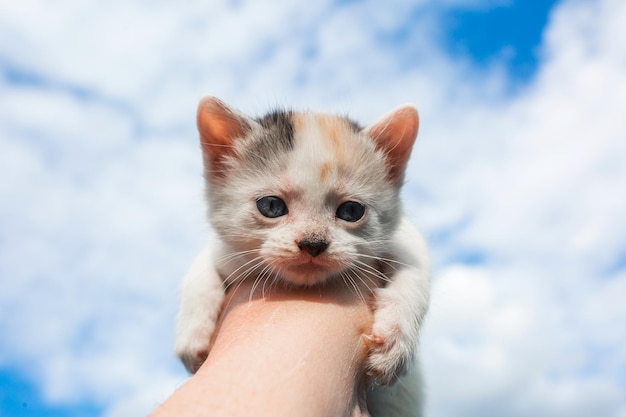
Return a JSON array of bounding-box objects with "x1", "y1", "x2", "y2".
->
[{"x1": 151, "y1": 279, "x2": 375, "y2": 417}]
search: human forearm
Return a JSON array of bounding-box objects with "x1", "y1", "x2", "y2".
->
[{"x1": 152, "y1": 280, "x2": 373, "y2": 417}]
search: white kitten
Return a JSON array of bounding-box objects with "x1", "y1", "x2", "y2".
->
[{"x1": 174, "y1": 97, "x2": 430, "y2": 416}]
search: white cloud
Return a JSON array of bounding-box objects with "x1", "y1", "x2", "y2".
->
[
  {"x1": 0, "y1": 73, "x2": 206, "y2": 409},
  {"x1": 0, "y1": 0, "x2": 625, "y2": 416},
  {"x1": 413, "y1": 0, "x2": 626, "y2": 414}
]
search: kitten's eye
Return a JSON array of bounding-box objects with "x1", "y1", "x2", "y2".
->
[
  {"x1": 256, "y1": 196, "x2": 288, "y2": 218},
  {"x1": 336, "y1": 201, "x2": 366, "y2": 222}
]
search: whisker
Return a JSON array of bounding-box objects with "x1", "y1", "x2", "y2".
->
[
  {"x1": 219, "y1": 257, "x2": 268, "y2": 312},
  {"x1": 356, "y1": 253, "x2": 412, "y2": 269},
  {"x1": 249, "y1": 263, "x2": 274, "y2": 302},
  {"x1": 352, "y1": 260, "x2": 392, "y2": 284},
  {"x1": 351, "y1": 262, "x2": 387, "y2": 288},
  {"x1": 222, "y1": 256, "x2": 264, "y2": 290},
  {"x1": 215, "y1": 248, "x2": 261, "y2": 263},
  {"x1": 221, "y1": 270, "x2": 252, "y2": 313},
  {"x1": 348, "y1": 267, "x2": 378, "y2": 296},
  {"x1": 340, "y1": 271, "x2": 366, "y2": 305},
  {"x1": 261, "y1": 266, "x2": 282, "y2": 298}
]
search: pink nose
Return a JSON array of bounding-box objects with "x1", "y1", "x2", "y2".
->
[{"x1": 297, "y1": 240, "x2": 329, "y2": 257}]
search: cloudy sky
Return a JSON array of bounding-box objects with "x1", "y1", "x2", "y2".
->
[{"x1": 1, "y1": 0, "x2": 625, "y2": 416}]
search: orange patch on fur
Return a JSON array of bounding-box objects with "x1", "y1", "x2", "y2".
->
[
  {"x1": 291, "y1": 112, "x2": 304, "y2": 131},
  {"x1": 292, "y1": 112, "x2": 358, "y2": 181},
  {"x1": 314, "y1": 113, "x2": 352, "y2": 165},
  {"x1": 319, "y1": 161, "x2": 332, "y2": 181}
]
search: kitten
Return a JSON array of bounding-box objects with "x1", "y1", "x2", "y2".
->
[{"x1": 174, "y1": 97, "x2": 430, "y2": 416}]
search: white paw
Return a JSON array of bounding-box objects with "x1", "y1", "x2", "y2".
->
[
  {"x1": 365, "y1": 290, "x2": 416, "y2": 385},
  {"x1": 174, "y1": 319, "x2": 216, "y2": 374}
]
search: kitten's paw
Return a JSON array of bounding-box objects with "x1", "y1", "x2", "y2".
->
[
  {"x1": 174, "y1": 322, "x2": 215, "y2": 374},
  {"x1": 364, "y1": 293, "x2": 415, "y2": 385}
]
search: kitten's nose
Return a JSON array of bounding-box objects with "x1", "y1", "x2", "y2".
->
[{"x1": 298, "y1": 240, "x2": 329, "y2": 257}]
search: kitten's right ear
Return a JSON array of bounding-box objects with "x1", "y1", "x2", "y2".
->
[{"x1": 197, "y1": 96, "x2": 257, "y2": 176}]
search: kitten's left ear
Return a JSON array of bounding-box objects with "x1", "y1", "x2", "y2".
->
[{"x1": 365, "y1": 104, "x2": 419, "y2": 184}]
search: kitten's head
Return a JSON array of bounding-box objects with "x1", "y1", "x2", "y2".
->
[{"x1": 198, "y1": 97, "x2": 419, "y2": 286}]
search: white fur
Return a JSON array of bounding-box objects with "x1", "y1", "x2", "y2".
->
[
  {"x1": 175, "y1": 218, "x2": 430, "y2": 416},
  {"x1": 173, "y1": 243, "x2": 225, "y2": 373},
  {"x1": 175, "y1": 102, "x2": 430, "y2": 416}
]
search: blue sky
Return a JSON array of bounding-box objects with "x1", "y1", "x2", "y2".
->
[
  {"x1": 1, "y1": 1, "x2": 625, "y2": 416},
  {"x1": 1, "y1": 367, "x2": 100, "y2": 417},
  {"x1": 442, "y1": 0, "x2": 558, "y2": 80}
]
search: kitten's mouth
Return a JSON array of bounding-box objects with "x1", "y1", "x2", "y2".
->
[
  {"x1": 289, "y1": 260, "x2": 328, "y2": 273},
  {"x1": 273, "y1": 256, "x2": 344, "y2": 286}
]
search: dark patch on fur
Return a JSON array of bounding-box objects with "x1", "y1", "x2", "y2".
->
[
  {"x1": 343, "y1": 116, "x2": 363, "y2": 132},
  {"x1": 255, "y1": 110, "x2": 295, "y2": 151},
  {"x1": 235, "y1": 109, "x2": 295, "y2": 170},
  {"x1": 237, "y1": 110, "x2": 362, "y2": 172}
]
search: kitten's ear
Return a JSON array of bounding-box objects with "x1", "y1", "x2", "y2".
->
[
  {"x1": 197, "y1": 96, "x2": 257, "y2": 176},
  {"x1": 364, "y1": 104, "x2": 419, "y2": 183}
]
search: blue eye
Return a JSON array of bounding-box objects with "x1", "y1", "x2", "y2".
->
[
  {"x1": 336, "y1": 201, "x2": 365, "y2": 222},
  {"x1": 256, "y1": 196, "x2": 288, "y2": 218}
]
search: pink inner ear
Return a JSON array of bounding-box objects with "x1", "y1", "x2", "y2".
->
[
  {"x1": 366, "y1": 105, "x2": 419, "y2": 183},
  {"x1": 197, "y1": 97, "x2": 252, "y2": 176}
]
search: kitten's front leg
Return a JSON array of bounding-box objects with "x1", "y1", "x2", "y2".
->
[
  {"x1": 174, "y1": 243, "x2": 225, "y2": 374},
  {"x1": 366, "y1": 217, "x2": 430, "y2": 385}
]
